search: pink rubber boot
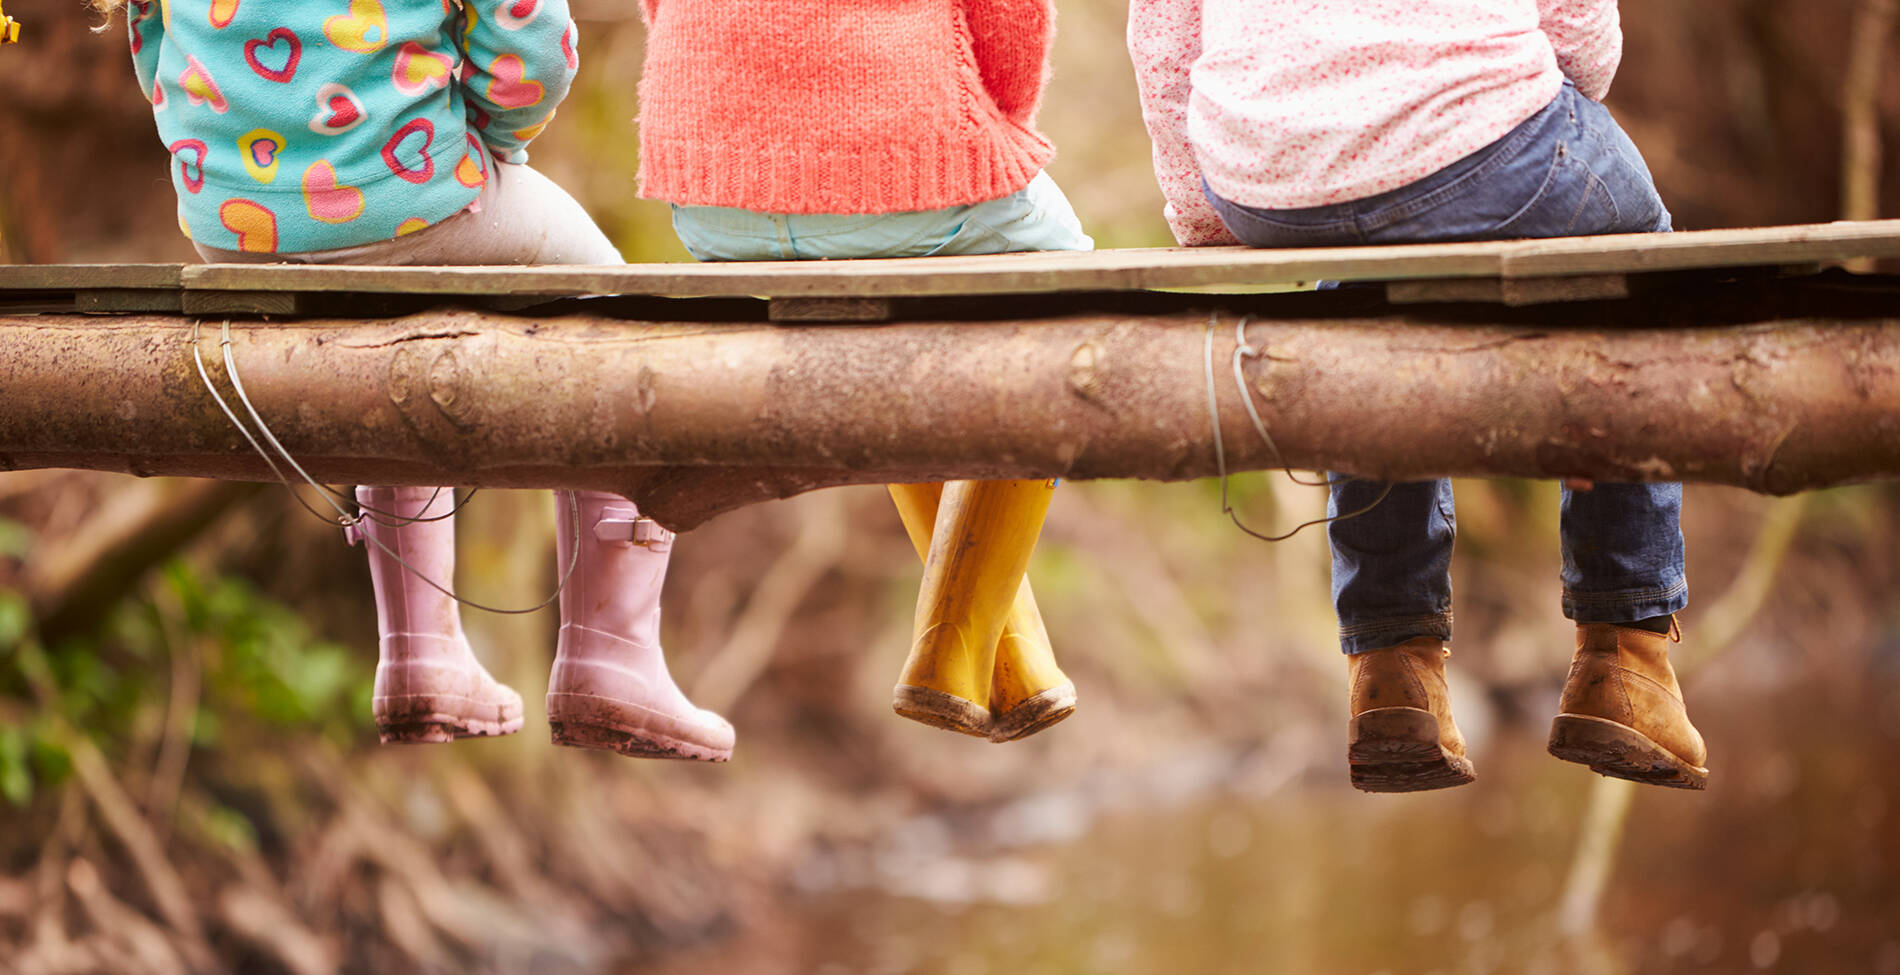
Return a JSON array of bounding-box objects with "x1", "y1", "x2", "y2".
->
[
  {"x1": 546, "y1": 491, "x2": 734, "y2": 762},
  {"x1": 351, "y1": 486, "x2": 525, "y2": 743}
]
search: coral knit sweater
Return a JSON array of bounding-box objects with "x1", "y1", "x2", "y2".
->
[{"x1": 637, "y1": 0, "x2": 1057, "y2": 215}]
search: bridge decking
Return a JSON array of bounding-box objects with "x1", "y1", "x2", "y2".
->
[
  {"x1": 2, "y1": 220, "x2": 1897, "y2": 319},
  {"x1": 4, "y1": 221, "x2": 1900, "y2": 513}
]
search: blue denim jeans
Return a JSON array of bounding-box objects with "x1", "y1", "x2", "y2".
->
[
  {"x1": 670, "y1": 171, "x2": 1093, "y2": 260},
  {"x1": 1206, "y1": 82, "x2": 1686, "y2": 654}
]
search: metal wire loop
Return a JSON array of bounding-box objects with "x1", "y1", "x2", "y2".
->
[
  {"x1": 1203, "y1": 314, "x2": 1391, "y2": 543},
  {"x1": 189, "y1": 319, "x2": 581, "y2": 614}
]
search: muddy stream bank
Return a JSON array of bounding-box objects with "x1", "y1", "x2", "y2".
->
[{"x1": 643, "y1": 670, "x2": 1900, "y2": 975}]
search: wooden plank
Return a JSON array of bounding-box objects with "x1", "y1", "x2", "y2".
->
[
  {"x1": 177, "y1": 242, "x2": 1505, "y2": 299},
  {"x1": 175, "y1": 219, "x2": 1900, "y2": 299},
  {"x1": 0, "y1": 220, "x2": 1893, "y2": 309},
  {"x1": 0, "y1": 264, "x2": 182, "y2": 290},
  {"x1": 0, "y1": 264, "x2": 184, "y2": 313},
  {"x1": 1502, "y1": 221, "x2": 1900, "y2": 276}
]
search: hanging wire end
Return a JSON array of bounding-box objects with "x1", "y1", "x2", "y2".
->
[{"x1": 1204, "y1": 313, "x2": 1392, "y2": 543}]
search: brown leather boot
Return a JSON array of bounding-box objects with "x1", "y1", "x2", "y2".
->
[
  {"x1": 1547, "y1": 620, "x2": 1708, "y2": 790},
  {"x1": 1347, "y1": 637, "x2": 1476, "y2": 793}
]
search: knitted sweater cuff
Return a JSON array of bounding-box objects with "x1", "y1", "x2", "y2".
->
[{"x1": 639, "y1": 124, "x2": 1054, "y2": 215}]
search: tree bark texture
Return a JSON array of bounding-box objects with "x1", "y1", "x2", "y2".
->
[
  {"x1": 2, "y1": 306, "x2": 1898, "y2": 529},
  {"x1": 1840, "y1": 0, "x2": 1897, "y2": 272}
]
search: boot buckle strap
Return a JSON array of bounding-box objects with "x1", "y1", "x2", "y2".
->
[
  {"x1": 343, "y1": 521, "x2": 363, "y2": 546},
  {"x1": 595, "y1": 516, "x2": 674, "y2": 550}
]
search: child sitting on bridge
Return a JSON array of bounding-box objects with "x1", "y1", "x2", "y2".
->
[
  {"x1": 1131, "y1": 0, "x2": 1707, "y2": 790},
  {"x1": 105, "y1": 0, "x2": 733, "y2": 760},
  {"x1": 635, "y1": 0, "x2": 1092, "y2": 742}
]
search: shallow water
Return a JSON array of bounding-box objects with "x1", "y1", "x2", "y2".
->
[{"x1": 645, "y1": 673, "x2": 1900, "y2": 975}]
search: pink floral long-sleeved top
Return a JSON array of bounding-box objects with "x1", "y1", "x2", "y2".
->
[{"x1": 1128, "y1": 0, "x2": 1623, "y2": 245}]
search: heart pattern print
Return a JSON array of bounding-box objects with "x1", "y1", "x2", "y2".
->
[{"x1": 128, "y1": 0, "x2": 580, "y2": 251}]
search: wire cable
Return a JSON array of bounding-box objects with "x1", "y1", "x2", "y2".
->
[
  {"x1": 1203, "y1": 314, "x2": 1392, "y2": 542},
  {"x1": 190, "y1": 319, "x2": 582, "y2": 614}
]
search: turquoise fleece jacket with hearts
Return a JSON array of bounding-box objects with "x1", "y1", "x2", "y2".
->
[{"x1": 127, "y1": 0, "x2": 578, "y2": 253}]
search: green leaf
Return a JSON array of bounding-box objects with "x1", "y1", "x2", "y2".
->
[
  {"x1": 0, "y1": 589, "x2": 30, "y2": 651},
  {"x1": 197, "y1": 803, "x2": 259, "y2": 854},
  {"x1": 29, "y1": 731, "x2": 71, "y2": 787},
  {"x1": 190, "y1": 708, "x2": 221, "y2": 747},
  {"x1": 0, "y1": 518, "x2": 30, "y2": 559},
  {"x1": 0, "y1": 728, "x2": 32, "y2": 806}
]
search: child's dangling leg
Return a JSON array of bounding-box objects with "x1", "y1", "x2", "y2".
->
[
  {"x1": 1548, "y1": 482, "x2": 1705, "y2": 789},
  {"x1": 667, "y1": 174, "x2": 1092, "y2": 743},
  {"x1": 891, "y1": 479, "x2": 1058, "y2": 738},
  {"x1": 887, "y1": 482, "x2": 1076, "y2": 742},
  {"x1": 352, "y1": 486, "x2": 525, "y2": 743},
  {"x1": 546, "y1": 490, "x2": 734, "y2": 762},
  {"x1": 1332, "y1": 476, "x2": 1475, "y2": 793}
]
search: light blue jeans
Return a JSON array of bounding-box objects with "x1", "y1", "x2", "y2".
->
[
  {"x1": 1206, "y1": 82, "x2": 1687, "y2": 654},
  {"x1": 670, "y1": 171, "x2": 1093, "y2": 260}
]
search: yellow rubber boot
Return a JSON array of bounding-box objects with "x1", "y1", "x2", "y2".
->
[
  {"x1": 891, "y1": 479, "x2": 1055, "y2": 737},
  {"x1": 888, "y1": 483, "x2": 1076, "y2": 742},
  {"x1": 986, "y1": 581, "x2": 1076, "y2": 741}
]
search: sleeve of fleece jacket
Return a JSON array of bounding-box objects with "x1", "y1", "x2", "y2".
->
[
  {"x1": 1127, "y1": 0, "x2": 1238, "y2": 246},
  {"x1": 457, "y1": 0, "x2": 581, "y2": 164},
  {"x1": 961, "y1": 0, "x2": 1054, "y2": 123},
  {"x1": 1537, "y1": 0, "x2": 1622, "y2": 100},
  {"x1": 126, "y1": 0, "x2": 162, "y2": 103}
]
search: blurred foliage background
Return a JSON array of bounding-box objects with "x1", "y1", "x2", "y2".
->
[{"x1": 2, "y1": 1, "x2": 1900, "y2": 973}]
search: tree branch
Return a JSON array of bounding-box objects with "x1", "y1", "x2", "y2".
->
[
  {"x1": 4, "y1": 285, "x2": 1900, "y2": 529},
  {"x1": 20, "y1": 477, "x2": 262, "y2": 642},
  {"x1": 1841, "y1": 0, "x2": 1897, "y2": 270}
]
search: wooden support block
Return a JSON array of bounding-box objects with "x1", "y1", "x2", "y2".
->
[
  {"x1": 768, "y1": 296, "x2": 894, "y2": 323},
  {"x1": 1499, "y1": 273, "x2": 1629, "y2": 305},
  {"x1": 185, "y1": 289, "x2": 509, "y2": 319},
  {"x1": 76, "y1": 289, "x2": 184, "y2": 314},
  {"x1": 1386, "y1": 278, "x2": 1504, "y2": 305},
  {"x1": 1387, "y1": 273, "x2": 1629, "y2": 306},
  {"x1": 473, "y1": 294, "x2": 563, "y2": 313},
  {"x1": 0, "y1": 297, "x2": 76, "y2": 314},
  {"x1": 182, "y1": 290, "x2": 305, "y2": 316}
]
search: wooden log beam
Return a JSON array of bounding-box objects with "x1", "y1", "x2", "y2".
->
[{"x1": 2, "y1": 298, "x2": 1898, "y2": 529}]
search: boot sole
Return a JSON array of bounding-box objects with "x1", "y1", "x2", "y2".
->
[
  {"x1": 549, "y1": 721, "x2": 731, "y2": 762},
  {"x1": 1348, "y1": 707, "x2": 1476, "y2": 793},
  {"x1": 988, "y1": 683, "x2": 1077, "y2": 743},
  {"x1": 892, "y1": 685, "x2": 991, "y2": 738},
  {"x1": 1547, "y1": 714, "x2": 1709, "y2": 790},
  {"x1": 375, "y1": 695, "x2": 523, "y2": 744},
  {"x1": 547, "y1": 692, "x2": 732, "y2": 762}
]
